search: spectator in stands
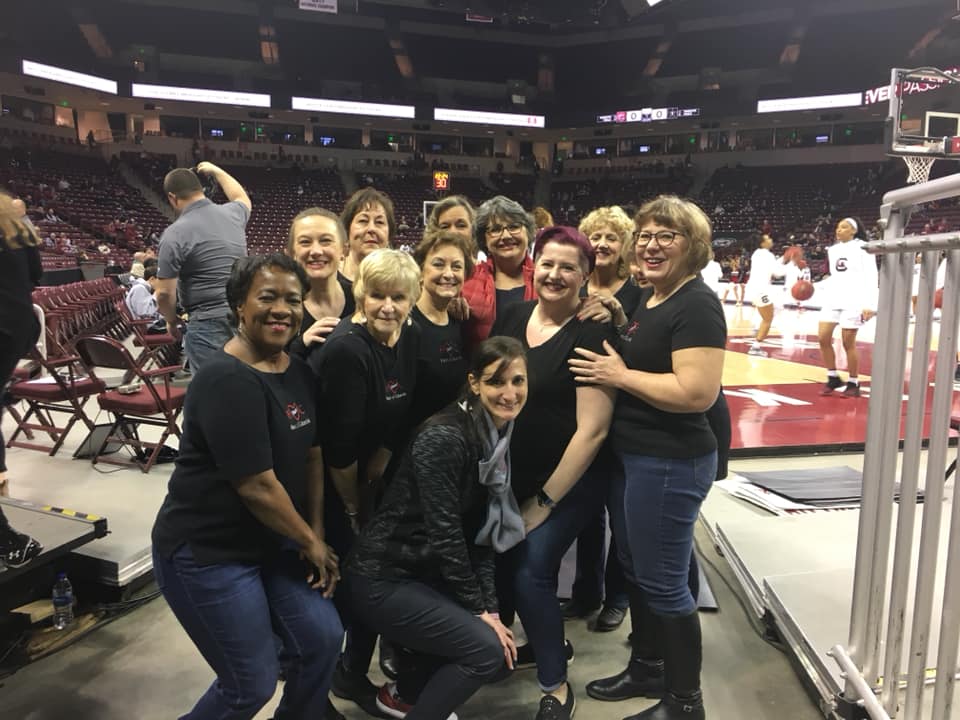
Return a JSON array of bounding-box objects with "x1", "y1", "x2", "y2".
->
[
  {"x1": 309, "y1": 249, "x2": 421, "y2": 717},
  {"x1": 152, "y1": 253, "x2": 343, "y2": 720},
  {"x1": 571, "y1": 196, "x2": 725, "y2": 720},
  {"x1": 461, "y1": 196, "x2": 537, "y2": 350},
  {"x1": 344, "y1": 336, "x2": 525, "y2": 719},
  {"x1": 156, "y1": 162, "x2": 251, "y2": 372},
  {"x1": 532, "y1": 207, "x2": 554, "y2": 231},
  {"x1": 408, "y1": 230, "x2": 473, "y2": 430},
  {"x1": 130, "y1": 251, "x2": 147, "y2": 279},
  {"x1": 285, "y1": 208, "x2": 355, "y2": 359},
  {"x1": 490, "y1": 226, "x2": 615, "y2": 720},
  {"x1": 818, "y1": 217, "x2": 878, "y2": 398},
  {"x1": 44, "y1": 208, "x2": 60, "y2": 223},
  {"x1": 126, "y1": 266, "x2": 160, "y2": 320},
  {"x1": 339, "y1": 188, "x2": 395, "y2": 284}
]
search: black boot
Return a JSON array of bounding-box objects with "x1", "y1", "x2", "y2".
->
[
  {"x1": 586, "y1": 652, "x2": 664, "y2": 701},
  {"x1": 624, "y1": 612, "x2": 704, "y2": 720},
  {"x1": 587, "y1": 585, "x2": 665, "y2": 701}
]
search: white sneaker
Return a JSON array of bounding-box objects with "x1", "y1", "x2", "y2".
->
[{"x1": 747, "y1": 346, "x2": 768, "y2": 357}]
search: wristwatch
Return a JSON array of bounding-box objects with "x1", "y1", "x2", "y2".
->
[{"x1": 536, "y1": 489, "x2": 556, "y2": 509}]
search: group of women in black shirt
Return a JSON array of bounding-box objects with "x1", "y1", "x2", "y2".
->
[{"x1": 151, "y1": 187, "x2": 728, "y2": 720}]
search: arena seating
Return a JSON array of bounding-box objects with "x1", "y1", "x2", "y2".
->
[
  {"x1": 0, "y1": 148, "x2": 167, "y2": 267},
  {"x1": 550, "y1": 174, "x2": 695, "y2": 226},
  {"x1": 223, "y1": 166, "x2": 346, "y2": 255}
]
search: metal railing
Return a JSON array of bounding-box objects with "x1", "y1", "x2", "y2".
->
[{"x1": 831, "y1": 170, "x2": 960, "y2": 719}]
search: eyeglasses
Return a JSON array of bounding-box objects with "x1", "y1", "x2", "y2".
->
[
  {"x1": 633, "y1": 230, "x2": 683, "y2": 247},
  {"x1": 486, "y1": 222, "x2": 525, "y2": 237}
]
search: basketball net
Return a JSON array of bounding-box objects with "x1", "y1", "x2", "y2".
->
[{"x1": 903, "y1": 154, "x2": 936, "y2": 184}]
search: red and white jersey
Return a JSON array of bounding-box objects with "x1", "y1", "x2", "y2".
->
[{"x1": 824, "y1": 240, "x2": 879, "y2": 311}]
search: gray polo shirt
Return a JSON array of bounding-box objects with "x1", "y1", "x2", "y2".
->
[{"x1": 157, "y1": 198, "x2": 248, "y2": 319}]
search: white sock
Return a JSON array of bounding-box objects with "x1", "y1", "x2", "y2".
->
[
  {"x1": 828, "y1": 370, "x2": 839, "y2": 378},
  {"x1": 849, "y1": 377, "x2": 859, "y2": 386}
]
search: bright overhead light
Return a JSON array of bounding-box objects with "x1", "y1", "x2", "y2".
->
[
  {"x1": 292, "y1": 96, "x2": 415, "y2": 119},
  {"x1": 22, "y1": 59, "x2": 117, "y2": 94},
  {"x1": 132, "y1": 83, "x2": 270, "y2": 108}
]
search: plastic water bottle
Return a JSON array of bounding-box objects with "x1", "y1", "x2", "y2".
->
[{"x1": 52, "y1": 572, "x2": 74, "y2": 630}]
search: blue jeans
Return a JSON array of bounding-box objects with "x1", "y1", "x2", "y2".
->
[
  {"x1": 347, "y1": 573, "x2": 504, "y2": 719},
  {"x1": 611, "y1": 451, "x2": 716, "y2": 616},
  {"x1": 153, "y1": 544, "x2": 343, "y2": 720},
  {"x1": 184, "y1": 316, "x2": 234, "y2": 372},
  {"x1": 571, "y1": 506, "x2": 628, "y2": 610},
  {"x1": 502, "y1": 473, "x2": 605, "y2": 691}
]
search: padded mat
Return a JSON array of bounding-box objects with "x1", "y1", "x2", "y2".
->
[{"x1": 737, "y1": 466, "x2": 922, "y2": 506}]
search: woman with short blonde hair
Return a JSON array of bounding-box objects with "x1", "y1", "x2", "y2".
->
[{"x1": 309, "y1": 248, "x2": 422, "y2": 715}]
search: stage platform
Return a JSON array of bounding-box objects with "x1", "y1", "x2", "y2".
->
[
  {"x1": 701, "y1": 461, "x2": 958, "y2": 719},
  {"x1": 0, "y1": 497, "x2": 108, "y2": 586}
]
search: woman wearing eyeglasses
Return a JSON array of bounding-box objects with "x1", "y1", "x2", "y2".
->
[
  {"x1": 460, "y1": 196, "x2": 538, "y2": 351},
  {"x1": 571, "y1": 196, "x2": 726, "y2": 720}
]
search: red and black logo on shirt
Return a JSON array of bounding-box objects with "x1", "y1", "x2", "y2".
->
[
  {"x1": 285, "y1": 402, "x2": 311, "y2": 430},
  {"x1": 621, "y1": 320, "x2": 641, "y2": 343}
]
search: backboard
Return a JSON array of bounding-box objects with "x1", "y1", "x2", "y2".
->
[
  {"x1": 885, "y1": 67, "x2": 960, "y2": 182},
  {"x1": 886, "y1": 67, "x2": 960, "y2": 158}
]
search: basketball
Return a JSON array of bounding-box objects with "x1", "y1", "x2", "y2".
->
[{"x1": 791, "y1": 280, "x2": 815, "y2": 301}]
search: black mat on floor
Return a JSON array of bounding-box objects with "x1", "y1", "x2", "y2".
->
[
  {"x1": 737, "y1": 466, "x2": 923, "y2": 506},
  {"x1": 697, "y1": 556, "x2": 718, "y2": 612}
]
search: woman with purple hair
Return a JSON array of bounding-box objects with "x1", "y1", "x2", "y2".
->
[{"x1": 490, "y1": 225, "x2": 617, "y2": 720}]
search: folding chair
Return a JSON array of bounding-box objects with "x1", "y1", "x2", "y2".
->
[
  {"x1": 115, "y1": 300, "x2": 180, "y2": 371},
  {"x1": 6, "y1": 349, "x2": 104, "y2": 456},
  {"x1": 75, "y1": 336, "x2": 185, "y2": 473}
]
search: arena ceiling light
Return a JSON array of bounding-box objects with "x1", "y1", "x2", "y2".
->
[
  {"x1": 757, "y1": 92, "x2": 863, "y2": 114},
  {"x1": 291, "y1": 97, "x2": 415, "y2": 119},
  {"x1": 433, "y1": 108, "x2": 546, "y2": 128},
  {"x1": 22, "y1": 60, "x2": 117, "y2": 95},
  {"x1": 131, "y1": 83, "x2": 271, "y2": 108}
]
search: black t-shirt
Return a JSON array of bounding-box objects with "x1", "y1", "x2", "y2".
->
[
  {"x1": 492, "y1": 301, "x2": 615, "y2": 502},
  {"x1": 495, "y1": 286, "x2": 526, "y2": 322},
  {"x1": 310, "y1": 320, "x2": 419, "y2": 471},
  {"x1": 407, "y1": 305, "x2": 466, "y2": 429},
  {"x1": 613, "y1": 278, "x2": 727, "y2": 458},
  {"x1": 615, "y1": 279, "x2": 644, "y2": 319},
  {"x1": 287, "y1": 273, "x2": 356, "y2": 360},
  {"x1": 0, "y1": 240, "x2": 42, "y2": 341},
  {"x1": 152, "y1": 352, "x2": 320, "y2": 565},
  {"x1": 579, "y1": 279, "x2": 644, "y2": 323}
]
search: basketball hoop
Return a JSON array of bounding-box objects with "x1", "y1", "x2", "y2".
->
[{"x1": 903, "y1": 154, "x2": 937, "y2": 184}]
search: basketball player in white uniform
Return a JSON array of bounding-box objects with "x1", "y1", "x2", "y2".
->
[
  {"x1": 745, "y1": 234, "x2": 786, "y2": 356},
  {"x1": 701, "y1": 257, "x2": 723, "y2": 297},
  {"x1": 818, "y1": 217, "x2": 879, "y2": 397},
  {"x1": 783, "y1": 247, "x2": 812, "y2": 306}
]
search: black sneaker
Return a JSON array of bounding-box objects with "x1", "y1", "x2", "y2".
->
[
  {"x1": 593, "y1": 605, "x2": 627, "y2": 633},
  {"x1": 515, "y1": 640, "x2": 574, "y2": 670},
  {"x1": 331, "y1": 661, "x2": 388, "y2": 718},
  {"x1": 820, "y1": 375, "x2": 844, "y2": 395},
  {"x1": 534, "y1": 685, "x2": 575, "y2": 720},
  {"x1": 955, "y1": 364, "x2": 960, "y2": 383},
  {"x1": 0, "y1": 530, "x2": 43, "y2": 568},
  {"x1": 842, "y1": 381, "x2": 861, "y2": 398}
]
